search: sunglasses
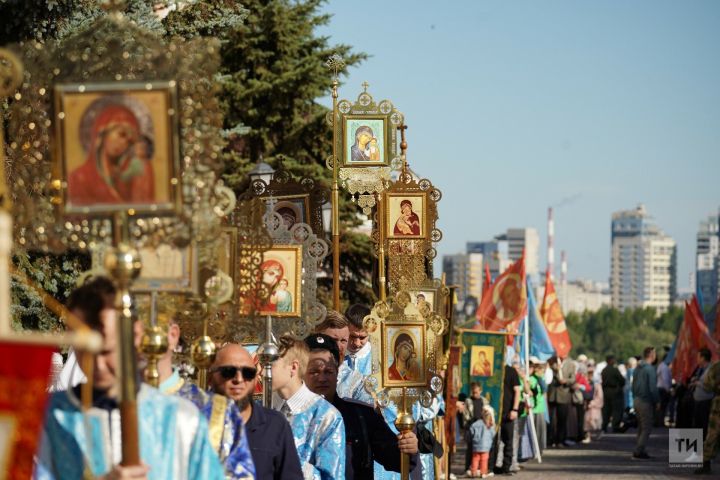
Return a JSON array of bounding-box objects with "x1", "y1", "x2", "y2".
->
[{"x1": 211, "y1": 365, "x2": 257, "y2": 381}]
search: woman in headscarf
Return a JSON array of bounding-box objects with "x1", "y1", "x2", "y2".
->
[{"x1": 68, "y1": 103, "x2": 154, "y2": 206}]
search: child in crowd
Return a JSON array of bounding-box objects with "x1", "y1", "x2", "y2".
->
[{"x1": 469, "y1": 405, "x2": 496, "y2": 478}]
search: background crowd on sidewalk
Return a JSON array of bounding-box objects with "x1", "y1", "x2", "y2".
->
[{"x1": 454, "y1": 345, "x2": 719, "y2": 477}]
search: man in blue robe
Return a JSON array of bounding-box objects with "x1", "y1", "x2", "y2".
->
[
  {"x1": 34, "y1": 277, "x2": 223, "y2": 480},
  {"x1": 271, "y1": 336, "x2": 345, "y2": 479},
  {"x1": 315, "y1": 310, "x2": 374, "y2": 405}
]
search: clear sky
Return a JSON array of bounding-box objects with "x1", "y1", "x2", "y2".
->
[{"x1": 318, "y1": 0, "x2": 720, "y2": 289}]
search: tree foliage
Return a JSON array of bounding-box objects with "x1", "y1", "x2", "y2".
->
[
  {"x1": 167, "y1": 0, "x2": 373, "y2": 309},
  {"x1": 566, "y1": 306, "x2": 683, "y2": 362},
  {"x1": 3, "y1": 0, "x2": 374, "y2": 332}
]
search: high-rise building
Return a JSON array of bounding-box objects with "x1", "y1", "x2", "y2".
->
[
  {"x1": 696, "y1": 211, "x2": 720, "y2": 304},
  {"x1": 507, "y1": 228, "x2": 540, "y2": 281},
  {"x1": 444, "y1": 227, "x2": 538, "y2": 304},
  {"x1": 466, "y1": 239, "x2": 510, "y2": 280},
  {"x1": 442, "y1": 253, "x2": 484, "y2": 303},
  {"x1": 610, "y1": 204, "x2": 677, "y2": 313},
  {"x1": 556, "y1": 279, "x2": 611, "y2": 314}
]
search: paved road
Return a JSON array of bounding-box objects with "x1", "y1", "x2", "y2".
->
[{"x1": 449, "y1": 427, "x2": 713, "y2": 479}]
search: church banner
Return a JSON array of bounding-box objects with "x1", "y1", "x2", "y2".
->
[
  {"x1": 458, "y1": 329, "x2": 509, "y2": 425},
  {"x1": 0, "y1": 342, "x2": 55, "y2": 480}
]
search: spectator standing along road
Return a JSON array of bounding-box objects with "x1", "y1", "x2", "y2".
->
[
  {"x1": 631, "y1": 347, "x2": 659, "y2": 460},
  {"x1": 601, "y1": 355, "x2": 625, "y2": 433}
]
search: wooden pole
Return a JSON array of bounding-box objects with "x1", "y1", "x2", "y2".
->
[
  {"x1": 108, "y1": 214, "x2": 142, "y2": 466},
  {"x1": 377, "y1": 193, "x2": 387, "y2": 301},
  {"x1": 331, "y1": 77, "x2": 341, "y2": 311}
]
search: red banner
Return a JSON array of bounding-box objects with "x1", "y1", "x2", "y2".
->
[
  {"x1": 540, "y1": 271, "x2": 572, "y2": 358},
  {"x1": 475, "y1": 254, "x2": 527, "y2": 333},
  {"x1": 0, "y1": 342, "x2": 55, "y2": 479},
  {"x1": 671, "y1": 296, "x2": 719, "y2": 383}
]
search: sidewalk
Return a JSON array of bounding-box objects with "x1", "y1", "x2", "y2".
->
[{"x1": 449, "y1": 428, "x2": 712, "y2": 479}]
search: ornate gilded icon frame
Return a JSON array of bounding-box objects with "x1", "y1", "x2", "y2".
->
[
  {"x1": 53, "y1": 81, "x2": 182, "y2": 217},
  {"x1": 244, "y1": 158, "x2": 329, "y2": 238}
]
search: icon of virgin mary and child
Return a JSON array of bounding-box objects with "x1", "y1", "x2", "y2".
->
[
  {"x1": 258, "y1": 259, "x2": 293, "y2": 313},
  {"x1": 67, "y1": 98, "x2": 155, "y2": 206}
]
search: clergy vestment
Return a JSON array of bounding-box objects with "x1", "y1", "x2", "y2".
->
[
  {"x1": 273, "y1": 384, "x2": 345, "y2": 480},
  {"x1": 160, "y1": 370, "x2": 255, "y2": 479},
  {"x1": 337, "y1": 362, "x2": 374, "y2": 405},
  {"x1": 343, "y1": 342, "x2": 373, "y2": 377},
  {"x1": 34, "y1": 384, "x2": 224, "y2": 480}
]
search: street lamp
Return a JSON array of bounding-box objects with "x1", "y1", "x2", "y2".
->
[
  {"x1": 248, "y1": 157, "x2": 275, "y2": 185},
  {"x1": 321, "y1": 200, "x2": 332, "y2": 235}
]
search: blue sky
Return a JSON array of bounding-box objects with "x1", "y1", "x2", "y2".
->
[{"x1": 318, "y1": 0, "x2": 720, "y2": 288}]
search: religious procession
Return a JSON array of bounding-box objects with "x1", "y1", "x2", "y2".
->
[{"x1": 1, "y1": 1, "x2": 719, "y2": 480}]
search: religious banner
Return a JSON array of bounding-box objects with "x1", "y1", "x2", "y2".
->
[
  {"x1": 0, "y1": 342, "x2": 55, "y2": 480},
  {"x1": 475, "y1": 254, "x2": 527, "y2": 333},
  {"x1": 444, "y1": 345, "x2": 462, "y2": 455},
  {"x1": 458, "y1": 329, "x2": 509, "y2": 425},
  {"x1": 540, "y1": 270, "x2": 572, "y2": 358}
]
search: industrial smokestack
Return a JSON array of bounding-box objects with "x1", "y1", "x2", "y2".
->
[
  {"x1": 547, "y1": 207, "x2": 554, "y2": 280},
  {"x1": 561, "y1": 250, "x2": 568, "y2": 312}
]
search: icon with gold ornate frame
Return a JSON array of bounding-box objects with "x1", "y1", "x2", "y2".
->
[
  {"x1": 265, "y1": 195, "x2": 311, "y2": 231},
  {"x1": 343, "y1": 116, "x2": 389, "y2": 167},
  {"x1": 244, "y1": 157, "x2": 329, "y2": 238},
  {"x1": 385, "y1": 192, "x2": 427, "y2": 240},
  {"x1": 133, "y1": 243, "x2": 198, "y2": 294},
  {"x1": 217, "y1": 226, "x2": 238, "y2": 286},
  {"x1": 256, "y1": 245, "x2": 302, "y2": 318},
  {"x1": 53, "y1": 81, "x2": 182, "y2": 216},
  {"x1": 382, "y1": 321, "x2": 427, "y2": 387}
]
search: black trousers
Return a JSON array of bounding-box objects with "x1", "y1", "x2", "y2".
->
[
  {"x1": 489, "y1": 417, "x2": 515, "y2": 473},
  {"x1": 549, "y1": 402, "x2": 569, "y2": 445},
  {"x1": 602, "y1": 391, "x2": 624, "y2": 431},
  {"x1": 694, "y1": 399, "x2": 712, "y2": 439},
  {"x1": 575, "y1": 403, "x2": 586, "y2": 441}
]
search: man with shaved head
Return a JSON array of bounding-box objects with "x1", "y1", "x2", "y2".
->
[
  {"x1": 153, "y1": 320, "x2": 255, "y2": 479},
  {"x1": 209, "y1": 343, "x2": 302, "y2": 480}
]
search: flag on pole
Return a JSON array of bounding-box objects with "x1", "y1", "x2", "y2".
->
[
  {"x1": 481, "y1": 263, "x2": 492, "y2": 302},
  {"x1": 526, "y1": 278, "x2": 555, "y2": 362},
  {"x1": 671, "y1": 296, "x2": 719, "y2": 383},
  {"x1": 540, "y1": 270, "x2": 572, "y2": 358},
  {"x1": 475, "y1": 253, "x2": 527, "y2": 334},
  {"x1": 0, "y1": 342, "x2": 55, "y2": 479}
]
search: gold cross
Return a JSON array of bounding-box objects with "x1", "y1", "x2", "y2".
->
[
  {"x1": 362, "y1": 81, "x2": 369, "y2": 93},
  {"x1": 397, "y1": 123, "x2": 408, "y2": 153}
]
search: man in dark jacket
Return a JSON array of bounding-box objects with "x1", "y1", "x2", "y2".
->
[
  {"x1": 209, "y1": 343, "x2": 303, "y2": 480},
  {"x1": 304, "y1": 333, "x2": 420, "y2": 479},
  {"x1": 631, "y1": 347, "x2": 659, "y2": 459},
  {"x1": 601, "y1": 354, "x2": 626, "y2": 432}
]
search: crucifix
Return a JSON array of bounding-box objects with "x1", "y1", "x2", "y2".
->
[{"x1": 397, "y1": 123, "x2": 408, "y2": 171}]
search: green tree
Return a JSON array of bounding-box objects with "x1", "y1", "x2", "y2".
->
[
  {"x1": 3, "y1": 0, "x2": 374, "y2": 333},
  {"x1": 167, "y1": 0, "x2": 373, "y2": 309},
  {"x1": 566, "y1": 306, "x2": 682, "y2": 362}
]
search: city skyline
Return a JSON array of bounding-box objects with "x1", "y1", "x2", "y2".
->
[{"x1": 320, "y1": 1, "x2": 720, "y2": 289}]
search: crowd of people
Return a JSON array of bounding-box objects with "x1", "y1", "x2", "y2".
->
[
  {"x1": 35, "y1": 276, "x2": 720, "y2": 478},
  {"x1": 456, "y1": 346, "x2": 720, "y2": 477},
  {"x1": 39, "y1": 277, "x2": 446, "y2": 480}
]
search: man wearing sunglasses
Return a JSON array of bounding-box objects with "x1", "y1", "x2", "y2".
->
[
  {"x1": 304, "y1": 333, "x2": 420, "y2": 479},
  {"x1": 209, "y1": 343, "x2": 303, "y2": 480},
  {"x1": 154, "y1": 320, "x2": 255, "y2": 480}
]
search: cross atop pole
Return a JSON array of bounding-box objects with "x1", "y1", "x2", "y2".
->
[
  {"x1": 362, "y1": 81, "x2": 370, "y2": 93},
  {"x1": 397, "y1": 123, "x2": 408, "y2": 172}
]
